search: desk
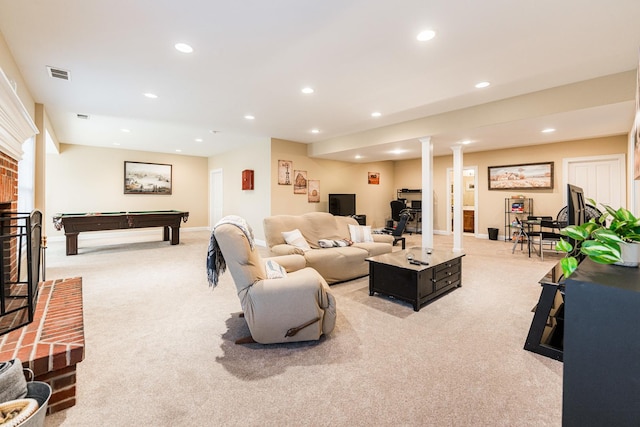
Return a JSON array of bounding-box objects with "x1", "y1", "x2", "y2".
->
[
  {"x1": 403, "y1": 208, "x2": 422, "y2": 234},
  {"x1": 53, "y1": 210, "x2": 189, "y2": 255}
]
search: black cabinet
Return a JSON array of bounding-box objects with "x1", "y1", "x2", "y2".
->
[
  {"x1": 352, "y1": 214, "x2": 366, "y2": 225},
  {"x1": 563, "y1": 259, "x2": 640, "y2": 426}
]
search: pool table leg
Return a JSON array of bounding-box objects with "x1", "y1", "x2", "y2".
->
[
  {"x1": 163, "y1": 226, "x2": 170, "y2": 242},
  {"x1": 170, "y1": 226, "x2": 180, "y2": 245},
  {"x1": 66, "y1": 233, "x2": 78, "y2": 256}
]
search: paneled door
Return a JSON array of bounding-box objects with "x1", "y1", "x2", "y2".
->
[{"x1": 563, "y1": 154, "x2": 625, "y2": 209}]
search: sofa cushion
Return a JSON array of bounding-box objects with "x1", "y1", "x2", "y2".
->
[
  {"x1": 282, "y1": 229, "x2": 311, "y2": 251},
  {"x1": 352, "y1": 241, "x2": 393, "y2": 257},
  {"x1": 348, "y1": 224, "x2": 373, "y2": 243},
  {"x1": 303, "y1": 246, "x2": 369, "y2": 284}
]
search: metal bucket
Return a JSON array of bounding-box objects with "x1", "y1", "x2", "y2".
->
[{"x1": 21, "y1": 381, "x2": 51, "y2": 427}]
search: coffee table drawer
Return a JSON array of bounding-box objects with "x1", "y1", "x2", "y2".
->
[
  {"x1": 435, "y1": 271, "x2": 460, "y2": 291},
  {"x1": 434, "y1": 259, "x2": 460, "y2": 281}
]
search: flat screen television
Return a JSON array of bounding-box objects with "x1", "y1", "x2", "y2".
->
[
  {"x1": 328, "y1": 193, "x2": 356, "y2": 216},
  {"x1": 567, "y1": 184, "x2": 586, "y2": 226}
]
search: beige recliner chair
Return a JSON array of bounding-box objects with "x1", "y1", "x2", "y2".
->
[{"x1": 211, "y1": 218, "x2": 336, "y2": 344}]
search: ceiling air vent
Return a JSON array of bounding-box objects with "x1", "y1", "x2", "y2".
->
[
  {"x1": 46, "y1": 66, "x2": 71, "y2": 81},
  {"x1": 76, "y1": 114, "x2": 89, "y2": 120}
]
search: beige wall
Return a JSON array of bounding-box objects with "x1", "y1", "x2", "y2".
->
[
  {"x1": 271, "y1": 139, "x2": 395, "y2": 229},
  {"x1": 208, "y1": 138, "x2": 271, "y2": 240},
  {"x1": 46, "y1": 144, "x2": 208, "y2": 236},
  {"x1": 0, "y1": 31, "x2": 34, "y2": 120},
  {"x1": 394, "y1": 135, "x2": 628, "y2": 236}
]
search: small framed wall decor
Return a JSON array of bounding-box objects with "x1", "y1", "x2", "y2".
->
[
  {"x1": 368, "y1": 172, "x2": 380, "y2": 185},
  {"x1": 293, "y1": 170, "x2": 307, "y2": 194},
  {"x1": 308, "y1": 180, "x2": 320, "y2": 203},
  {"x1": 278, "y1": 160, "x2": 293, "y2": 185}
]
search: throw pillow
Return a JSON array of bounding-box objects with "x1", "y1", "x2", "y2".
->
[
  {"x1": 348, "y1": 224, "x2": 373, "y2": 243},
  {"x1": 318, "y1": 238, "x2": 353, "y2": 248},
  {"x1": 265, "y1": 259, "x2": 287, "y2": 279},
  {"x1": 281, "y1": 229, "x2": 311, "y2": 251}
]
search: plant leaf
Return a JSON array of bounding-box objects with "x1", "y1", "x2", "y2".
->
[
  {"x1": 560, "y1": 225, "x2": 590, "y2": 241},
  {"x1": 555, "y1": 238, "x2": 573, "y2": 253},
  {"x1": 580, "y1": 240, "x2": 621, "y2": 263},
  {"x1": 559, "y1": 257, "x2": 579, "y2": 278},
  {"x1": 592, "y1": 228, "x2": 624, "y2": 244}
]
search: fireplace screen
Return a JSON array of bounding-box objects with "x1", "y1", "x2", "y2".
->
[{"x1": 0, "y1": 210, "x2": 42, "y2": 336}]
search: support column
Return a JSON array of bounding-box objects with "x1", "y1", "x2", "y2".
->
[
  {"x1": 420, "y1": 137, "x2": 433, "y2": 250},
  {"x1": 452, "y1": 145, "x2": 464, "y2": 252}
]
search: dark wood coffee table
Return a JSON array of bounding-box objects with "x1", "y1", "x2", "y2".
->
[{"x1": 366, "y1": 248, "x2": 464, "y2": 311}]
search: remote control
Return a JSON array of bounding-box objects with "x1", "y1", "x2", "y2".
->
[{"x1": 409, "y1": 260, "x2": 429, "y2": 266}]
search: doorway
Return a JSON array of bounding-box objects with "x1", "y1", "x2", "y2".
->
[
  {"x1": 209, "y1": 169, "x2": 223, "y2": 228},
  {"x1": 446, "y1": 166, "x2": 478, "y2": 234}
]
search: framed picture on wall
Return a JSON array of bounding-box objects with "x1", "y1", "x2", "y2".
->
[
  {"x1": 488, "y1": 162, "x2": 553, "y2": 190},
  {"x1": 368, "y1": 172, "x2": 380, "y2": 185},
  {"x1": 278, "y1": 160, "x2": 293, "y2": 185},
  {"x1": 124, "y1": 161, "x2": 172, "y2": 194},
  {"x1": 308, "y1": 180, "x2": 320, "y2": 203},
  {"x1": 293, "y1": 170, "x2": 307, "y2": 194}
]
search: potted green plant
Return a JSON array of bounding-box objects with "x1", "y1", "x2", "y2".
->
[{"x1": 556, "y1": 201, "x2": 640, "y2": 277}]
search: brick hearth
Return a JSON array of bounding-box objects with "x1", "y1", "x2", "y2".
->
[{"x1": 0, "y1": 277, "x2": 85, "y2": 414}]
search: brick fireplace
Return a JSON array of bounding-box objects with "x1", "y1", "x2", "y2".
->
[{"x1": 0, "y1": 68, "x2": 85, "y2": 414}]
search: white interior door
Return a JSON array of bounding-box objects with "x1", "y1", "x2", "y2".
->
[
  {"x1": 563, "y1": 154, "x2": 625, "y2": 208},
  {"x1": 209, "y1": 169, "x2": 223, "y2": 228}
]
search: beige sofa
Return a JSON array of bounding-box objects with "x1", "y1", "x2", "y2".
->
[{"x1": 263, "y1": 212, "x2": 394, "y2": 284}]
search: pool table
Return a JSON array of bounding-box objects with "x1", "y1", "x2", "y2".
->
[{"x1": 53, "y1": 210, "x2": 189, "y2": 255}]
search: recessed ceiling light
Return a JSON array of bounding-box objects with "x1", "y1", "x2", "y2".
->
[
  {"x1": 371, "y1": 112, "x2": 382, "y2": 118},
  {"x1": 174, "y1": 43, "x2": 193, "y2": 53},
  {"x1": 389, "y1": 149, "x2": 407, "y2": 155},
  {"x1": 143, "y1": 93, "x2": 158, "y2": 99},
  {"x1": 195, "y1": 138, "x2": 203, "y2": 142},
  {"x1": 311, "y1": 129, "x2": 320, "y2": 134},
  {"x1": 175, "y1": 149, "x2": 182, "y2": 152},
  {"x1": 301, "y1": 87, "x2": 314, "y2": 94},
  {"x1": 475, "y1": 81, "x2": 490, "y2": 89},
  {"x1": 121, "y1": 129, "x2": 130, "y2": 133},
  {"x1": 416, "y1": 30, "x2": 436, "y2": 41},
  {"x1": 113, "y1": 142, "x2": 120, "y2": 146},
  {"x1": 542, "y1": 128, "x2": 556, "y2": 133},
  {"x1": 460, "y1": 140, "x2": 473, "y2": 145},
  {"x1": 244, "y1": 115, "x2": 255, "y2": 120},
  {"x1": 355, "y1": 155, "x2": 362, "y2": 159}
]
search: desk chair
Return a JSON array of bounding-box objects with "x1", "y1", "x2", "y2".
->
[
  {"x1": 388, "y1": 200, "x2": 412, "y2": 235},
  {"x1": 390, "y1": 200, "x2": 405, "y2": 222},
  {"x1": 380, "y1": 212, "x2": 408, "y2": 249}
]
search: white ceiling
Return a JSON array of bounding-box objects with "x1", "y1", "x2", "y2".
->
[{"x1": 0, "y1": 0, "x2": 639, "y2": 161}]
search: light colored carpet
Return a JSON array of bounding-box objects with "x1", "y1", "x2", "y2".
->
[{"x1": 43, "y1": 229, "x2": 562, "y2": 426}]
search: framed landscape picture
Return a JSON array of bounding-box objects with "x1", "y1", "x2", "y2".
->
[
  {"x1": 124, "y1": 161, "x2": 172, "y2": 194},
  {"x1": 488, "y1": 162, "x2": 553, "y2": 190}
]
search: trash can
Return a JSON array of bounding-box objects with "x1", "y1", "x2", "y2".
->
[{"x1": 488, "y1": 228, "x2": 499, "y2": 240}]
